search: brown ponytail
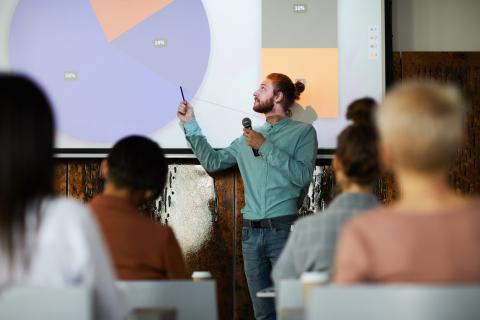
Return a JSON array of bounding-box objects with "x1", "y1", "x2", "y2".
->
[
  {"x1": 346, "y1": 97, "x2": 377, "y2": 126},
  {"x1": 335, "y1": 98, "x2": 380, "y2": 186},
  {"x1": 267, "y1": 73, "x2": 305, "y2": 111}
]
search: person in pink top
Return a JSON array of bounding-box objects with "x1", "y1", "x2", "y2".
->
[{"x1": 333, "y1": 80, "x2": 480, "y2": 284}]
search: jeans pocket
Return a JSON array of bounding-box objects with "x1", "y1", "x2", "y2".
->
[
  {"x1": 242, "y1": 227, "x2": 251, "y2": 241},
  {"x1": 275, "y1": 228, "x2": 291, "y2": 240}
]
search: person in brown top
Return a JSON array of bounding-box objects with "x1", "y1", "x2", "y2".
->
[
  {"x1": 333, "y1": 80, "x2": 480, "y2": 284},
  {"x1": 89, "y1": 135, "x2": 188, "y2": 280}
]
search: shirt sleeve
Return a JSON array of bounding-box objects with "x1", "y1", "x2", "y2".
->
[
  {"x1": 183, "y1": 119, "x2": 238, "y2": 172},
  {"x1": 258, "y1": 125, "x2": 317, "y2": 188},
  {"x1": 332, "y1": 219, "x2": 370, "y2": 283},
  {"x1": 163, "y1": 226, "x2": 189, "y2": 279}
]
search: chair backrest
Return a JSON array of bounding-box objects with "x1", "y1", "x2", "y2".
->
[
  {"x1": 0, "y1": 286, "x2": 91, "y2": 320},
  {"x1": 276, "y1": 280, "x2": 303, "y2": 320},
  {"x1": 306, "y1": 285, "x2": 480, "y2": 320},
  {"x1": 117, "y1": 280, "x2": 218, "y2": 320}
]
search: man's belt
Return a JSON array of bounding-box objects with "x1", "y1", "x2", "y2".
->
[{"x1": 243, "y1": 214, "x2": 297, "y2": 229}]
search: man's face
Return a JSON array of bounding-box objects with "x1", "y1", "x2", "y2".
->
[{"x1": 253, "y1": 79, "x2": 275, "y2": 113}]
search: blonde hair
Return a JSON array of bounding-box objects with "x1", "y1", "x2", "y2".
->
[{"x1": 376, "y1": 80, "x2": 465, "y2": 172}]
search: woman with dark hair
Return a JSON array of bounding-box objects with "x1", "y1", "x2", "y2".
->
[
  {"x1": 272, "y1": 97, "x2": 380, "y2": 284},
  {"x1": 0, "y1": 74, "x2": 125, "y2": 320}
]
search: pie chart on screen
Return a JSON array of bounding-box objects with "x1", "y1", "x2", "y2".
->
[{"x1": 8, "y1": 0, "x2": 210, "y2": 143}]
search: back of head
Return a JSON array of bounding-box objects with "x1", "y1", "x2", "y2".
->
[
  {"x1": 266, "y1": 73, "x2": 305, "y2": 111},
  {"x1": 0, "y1": 73, "x2": 55, "y2": 264},
  {"x1": 376, "y1": 80, "x2": 465, "y2": 172},
  {"x1": 107, "y1": 135, "x2": 167, "y2": 198},
  {"x1": 335, "y1": 97, "x2": 380, "y2": 187},
  {"x1": 346, "y1": 97, "x2": 377, "y2": 125}
]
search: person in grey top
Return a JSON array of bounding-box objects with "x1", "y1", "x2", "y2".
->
[{"x1": 272, "y1": 97, "x2": 381, "y2": 284}]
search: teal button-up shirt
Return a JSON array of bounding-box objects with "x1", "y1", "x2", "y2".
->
[{"x1": 183, "y1": 118, "x2": 318, "y2": 220}]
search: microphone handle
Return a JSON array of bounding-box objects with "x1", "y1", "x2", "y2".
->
[{"x1": 246, "y1": 125, "x2": 260, "y2": 157}]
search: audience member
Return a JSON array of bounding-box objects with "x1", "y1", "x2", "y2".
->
[
  {"x1": 272, "y1": 98, "x2": 380, "y2": 284},
  {"x1": 0, "y1": 74, "x2": 125, "y2": 319},
  {"x1": 334, "y1": 80, "x2": 480, "y2": 283},
  {"x1": 89, "y1": 136, "x2": 188, "y2": 280}
]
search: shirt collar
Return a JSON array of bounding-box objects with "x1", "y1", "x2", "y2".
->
[{"x1": 262, "y1": 117, "x2": 291, "y2": 130}]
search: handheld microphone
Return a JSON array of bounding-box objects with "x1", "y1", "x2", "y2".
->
[{"x1": 242, "y1": 117, "x2": 259, "y2": 157}]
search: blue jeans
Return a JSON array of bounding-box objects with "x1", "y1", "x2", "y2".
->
[{"x1": 242, "y1": 227, "x2": 291, "y2": 320}]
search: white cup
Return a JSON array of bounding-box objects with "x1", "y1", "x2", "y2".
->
[
  {"x1": 301, "y1": 271, "x2": 329, "y2": 307},
  {"x1": 191, "y1": 271, "x2": 213, "y2": 281}
]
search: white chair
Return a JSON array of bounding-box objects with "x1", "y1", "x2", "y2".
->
[
  {"x1": 306, "y1": 285, "x2": 480, "y2": 320},
  {"x1": 276, "y1": 280, "x2": 304, "y2": 320},
  {"x1": 117, "y1": 280, "x2": 218, "y2": 320},
  {"x1": 0, "y1": 286, "x2": 91, "y2": 320}
]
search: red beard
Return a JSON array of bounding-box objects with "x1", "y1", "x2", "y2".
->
[{"x1": 253, "y1": 97, "x2": 274, "y2": 113}]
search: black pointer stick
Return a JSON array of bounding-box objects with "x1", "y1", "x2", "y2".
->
[
  {"x1": 179, "y1": 86, "x2": 186, "y2": 115},
  {"x1": 180, "y1": 86, "x2": 186, "y2": 101}
]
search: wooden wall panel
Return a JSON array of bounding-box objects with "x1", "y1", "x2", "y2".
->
[
  {"x1": 400, "y1": 52, "x2": 480, "y2": 195},
  {"x1": 67, "y1": 159, "x2": 103, "y2": 201},
  {"x1": 375, "y1": 173, "x2": 398, "y2": 204},
  {"x1": 393, "y1": 52, "x2": 402, "y2": 83},
  {"x1": 210, "y1": 169, "x2": 236, "y2": 320},
  {"x1": 53, "y1": 159, "x2": 68, "y2": 197},
  {"x1": 375, "y1": 51, "x2": 403, "y2": 204}
]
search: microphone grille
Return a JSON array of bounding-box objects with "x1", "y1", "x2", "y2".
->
[{"x1": 242, "y1": 117, "x2": 252, "y2": 128}]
